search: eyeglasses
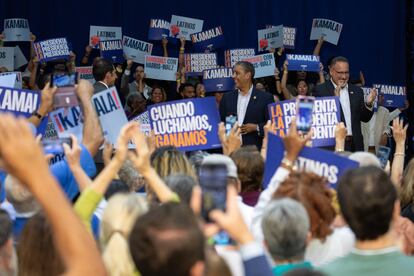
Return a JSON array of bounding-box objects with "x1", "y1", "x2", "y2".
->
[{"x1": 332, "y1": 69, "x2": 349, "y2": 76}]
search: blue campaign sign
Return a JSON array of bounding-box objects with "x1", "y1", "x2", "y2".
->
[
  {"x1": 0, "y1": 86, "x2": 48, "y2": 133},
  {"x1": 286, "y1": 54, "x2": 320, "y2": 72},
  {"x1": 263, "y1": 133, "x2": 359, "y2": 189},
  {"x1": 203, "y1": 67, "x2": 234, "y2": 92},
  {"x1": 34, "y1": 38, "x2": 70, "y2": 62},
  {"x1": 184, "y1": 53, "x2": 218, "y2": 76},
  {"x1": 374, "y1": 84, "x2": 406, "y2": 108},
  {"x1": 100, "y1": 39, "x2": 124, "y2": 63},
  {"x1": 148, "y1": 97, "x2": 221, "y2": 151},
  {"x1": 191, "y1": 26, "x2": 225, "y2": 52},
  {"x1": 148, "y1": 19, "x2": 170, "y2": 40},
  {"x1": 268, "y1": 96, "x2": 340, "y2": 147}
]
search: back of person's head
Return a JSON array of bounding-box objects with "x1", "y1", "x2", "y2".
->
[
  {"x1": 92, "y1": 57, "x2": 114, "y2": 81},
  {"x1": 17, "y1": 212, "x2": 63, "y2": 276},
  {"x1": 151, "y1": 146, "x2": 197, "y2": 180},
  {"x1": 0, "y1": 209, "x2": 16, "y2": 276},
  {"x1": 118, "y1": 159, "x2": 145, "y2": 192},
  {"x1": 262, "y1": 198, "x2": 310, "y2": 262},
  {"x1": 188, "y1": 151, "x2": 210, "y2": 176},
  {"x1": 400, "y1": 158, "x2": 414, "y2": 208},
  {"x1": 165, "y1": 174, "x2": 197, "y2": 205},
  {"x1": 273, "y1": 172, "x2": 335, "y2": 241},
  {"x1": 230, "y1": 146, "x2": 264, "y2": 193},
  {"x1": 5, "y1": 175, "x2": 39, "y2": 214},
  {"x1": 205, "y1": 250, "x2": 232, "y2": 276},
  {"x1": 338, "y1": 166, "x2": 397, "y2": 241},
  {"x1": 101, "y1": 193, "x2": 148, "y2": 276},
  {"x1": 104, "y1": 179, "x2": 130, "y2": 200},
  {"x1": 349, "y1": 151, "x2": 381, "y2": 168},
  {"x1": 129, "y1": 202, "x2": 205, "y2": 276}
]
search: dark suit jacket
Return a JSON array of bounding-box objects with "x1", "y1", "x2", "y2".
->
[
  {"x1": 312, "y1": 81, "x2": 373, "y2": 151},
  {"x1": 219, "y1": 88, "x2": 274, "y2": 149},
  {"x1": 93, "y1": 81, "x2": 109, "y2": 94}
]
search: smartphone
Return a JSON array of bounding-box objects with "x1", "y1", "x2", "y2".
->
[
  {"x1": 377, "y1": 146, "x2": 391, "y2": 169},
  {"x1": 225, "y1": 115, "x2": 237, "y2": 135},
  {"x1": 51, "y1": 73, "x2": 78, "y2": 108},
  {"x1": 199, "y1": 163, "x2": 228, "y2": 222},
  {"x1": 42, "y1": 137, "x2": 72, "y2": 155},
  {"x1": 296, "y1": 96, "x2": 315, "y2": 134}
]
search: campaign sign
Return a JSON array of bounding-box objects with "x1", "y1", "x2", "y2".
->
[
  {"x1": 3, "y1": 18, "x2": 30, "y2": 41},
  {"x1": 0, "y1": 72, "x2": 19, "y2": 88},
  {"x1": 0, "y1": 86, "x2": 48, "y2": 133},
  {"x1": 50, "y1": 106, "x2": 83, "y2": 141},
  {"x1": 100, "y1": 39, "x2": 124, "y2": 63},
  {"x1": 268, "y1": 96, "x2": 340, "y2": 147},
  {"x1": 203, "y1": 68, "x2": 234, "y2": 92},
  {"x1": 90, "y1": 25, "x2": 122, "y2": 49},
  {"x1": 257, "y1": 25, "x2": 283, "y2": 51},
  {"x1": 224, "y1": 48, "x2": 255, "y2": 67},
  {"x1": 92, "y1": 87, "x2": 128, "y2": 146},
  {"x1": 14, "y1": 46, "x2": 28, "y2": 69},
  {"x1": 145, "y1": 55, "x2": 178, "y2": 81},
  {"x1": 148, "y1": 19, "x2": 170, "y2": 40},
  {"x1": 262, "y1": 133, "x2": 359, "y2": 189},
  {"x1": 191, "y1": 26, "x2": 225, "y2": 52},
  {"x1": 76, "y1": 66, "x2": 95, "y2": 84},
  {"x1": 184, "y1": 53, "x2": 218, "y2": 76},
  {"x1": 286, "y1": 54, "x2": 320, "y2": 72},
  {"x1": 241, "y1": 53, "x2": 275, "y2": 78},
  {"x1": 34, "y1": 38, "x2": 70, "y2": 62},
  {"x1": 374, "y1": 84, "x2": 406, "y2": 108},
  {"x1": 283, "y1": 27, "x2": 296, "y2": 49},
  {"x1": 130, "y1": 111, "x2": 151, "y2": 136},
  {"x1": 0, "y1": 47, "x2": 14, "y2": 71},
  {"x1": 362, "y1": 87, "x2": 378, "y2": 111},
  {"x1": 148, "y1": 97, "x2": 221, "y2": 151},
  {"x1": 310, "y1": 18, "x2": 343, "y2": 45},
  {"x1": 43, "y1": 119, "x2": 59, "y2": 140},
  {"x1": 123, "y1": 36, "x2": 153, "y2": 64},
  {"x1": 170, "y1": 15, "x2": 204, "y2": 40}
]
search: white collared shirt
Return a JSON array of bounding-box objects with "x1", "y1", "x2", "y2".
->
[
  {"x1": 237, "y1": 85, "x2": 253, "y2": 125},
  {"x1": 98, "y1": 81, "x2": 109, "y2": 89},
  {"x1": 332, "y1": 80, "x2": 352, "y2": 135}
]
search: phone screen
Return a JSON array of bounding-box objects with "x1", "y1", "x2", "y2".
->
[
  {"x1": 296, "y1": 96, "x2": 315, "y2": 134},
  {"x1": 42, "y1": 137, "x2": 72, "y2": 155},
  {"x1": 52, "y1": 73, "x2": 79, "y2": 108},
  {"x1": 377, "y1": 146, "x2": 391, "y2": 169},
  {"x1": 199, "y1": 164, "x2": 228, "y2": 222},
  {"x1": 225, "y1": 115, "x2": 237, "y2": 135}
]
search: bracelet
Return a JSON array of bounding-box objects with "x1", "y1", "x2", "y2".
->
[
  {"x1": 180, "y1": 47, "x2": 185, "y2": 51},
  {"x1": 394, "y1": 153, "x2": 405, "y2": 157},
  {"x1": 281, "y1": 157, "x2": 294, "y2": 170}
]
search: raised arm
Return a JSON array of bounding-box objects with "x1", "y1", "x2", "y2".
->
[
  {"x1": 178, "y1": 37, "x2": 186, "y2": 70},
  {"x1": 391, "y1": 118, "x2": 407, "y2": 187},
  {"x1": 27, "y1": 83, "x2": 56, "y2": 127},
  {"x1": 162, "y1": 37, "x2": 169, "y2": 57},
  {"x1": 129, "y1": 124, "x2": 176, "y2": 203},
  {"x1": 313, "y1": 36, "x2": 324, "y2": 56},
  {"x1": 0, "y1": 114, "x2": 106, "y2": 276},
  {"x1": 77, "y1": 79, "x2": 104, "y2": 156},
  {"x1": 81, "y1": 45, "x2": 92, "y2": 66},
  {"x1": 281, "y1": 60, "x2": 293, "y2": 100}
]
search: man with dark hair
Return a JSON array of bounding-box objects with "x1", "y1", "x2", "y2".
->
[
  {"x1": 0, "y1": 209, "x2": 16, "y2": 276},
  {"x1": 321, "y1": 166, "x2": 414, "y2": 275},
  {"x1": 313, "y1": 56, "x2": 376, "y2": 151},
  {"x1": 129, "y1": 202, "x2": 205, "y2": 276},
  {"x1": 219, "y1": 61, "x2": 274, "y2": 149},
  {"x1": 92, "y1": 57, "x2": 117, "y2": 93},
  {"x1": 121, "y1": 60, "x2": 153, "y2": 99},
  {"x1": 179, "y1": 83, "x2": 196, "y2": 99}
]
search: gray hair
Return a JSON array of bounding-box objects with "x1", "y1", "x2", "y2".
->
[
  {"x1": 164, "y1": 174, "x2": 197, "y2": 205},
  {"x1": 235, "y1": 61, "x2": 255, "y2": 80},
  {"x1": 262, "y1": 198, "x2": 310, "y2": 261},
  {"x1": 118, "y1": 159, "x2": 145, "y2": 192},
  {"x1": 5, "y1": 176, "x2": 39, "y2": 214},
  {"x1": 349, "y1": 152, "x2": 381, "y2": 168}
]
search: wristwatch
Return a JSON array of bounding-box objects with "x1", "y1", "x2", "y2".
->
[
  {"x1": 256, "y1": 125, "x2": 260, "y2": 135},
  {"x1": 32, "y1": 111, "x2": 43, "y2": 120}
]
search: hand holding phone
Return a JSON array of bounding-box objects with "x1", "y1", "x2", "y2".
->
[
  {"x1": 377, "y1": 146, "x2": 391, "y2": 169},
  {"x1": 42, "y1": 137, "x2": 72, "y2": 155},
  {"x1": 51, "y1": 73, "x2": 79, "y2": 108},
  {"x1": 225, "y1": 115, "x2": 237, "y2": 136},
  {"x1": 296, "y1": 96, "x2": 315, "y2": 134}
]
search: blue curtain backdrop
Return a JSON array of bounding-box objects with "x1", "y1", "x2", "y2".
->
[{"x1": 0, "y1": 0, "x2": 407, "y2": 85}]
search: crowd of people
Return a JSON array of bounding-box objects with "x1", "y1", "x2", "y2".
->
[{"x1": 0, "y1": 18, "x2": 412, "y2": 276}]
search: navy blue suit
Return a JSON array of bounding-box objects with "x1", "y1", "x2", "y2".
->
[{"x1": 219, "y1": 88, "x2": 274, "y2": 149}]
